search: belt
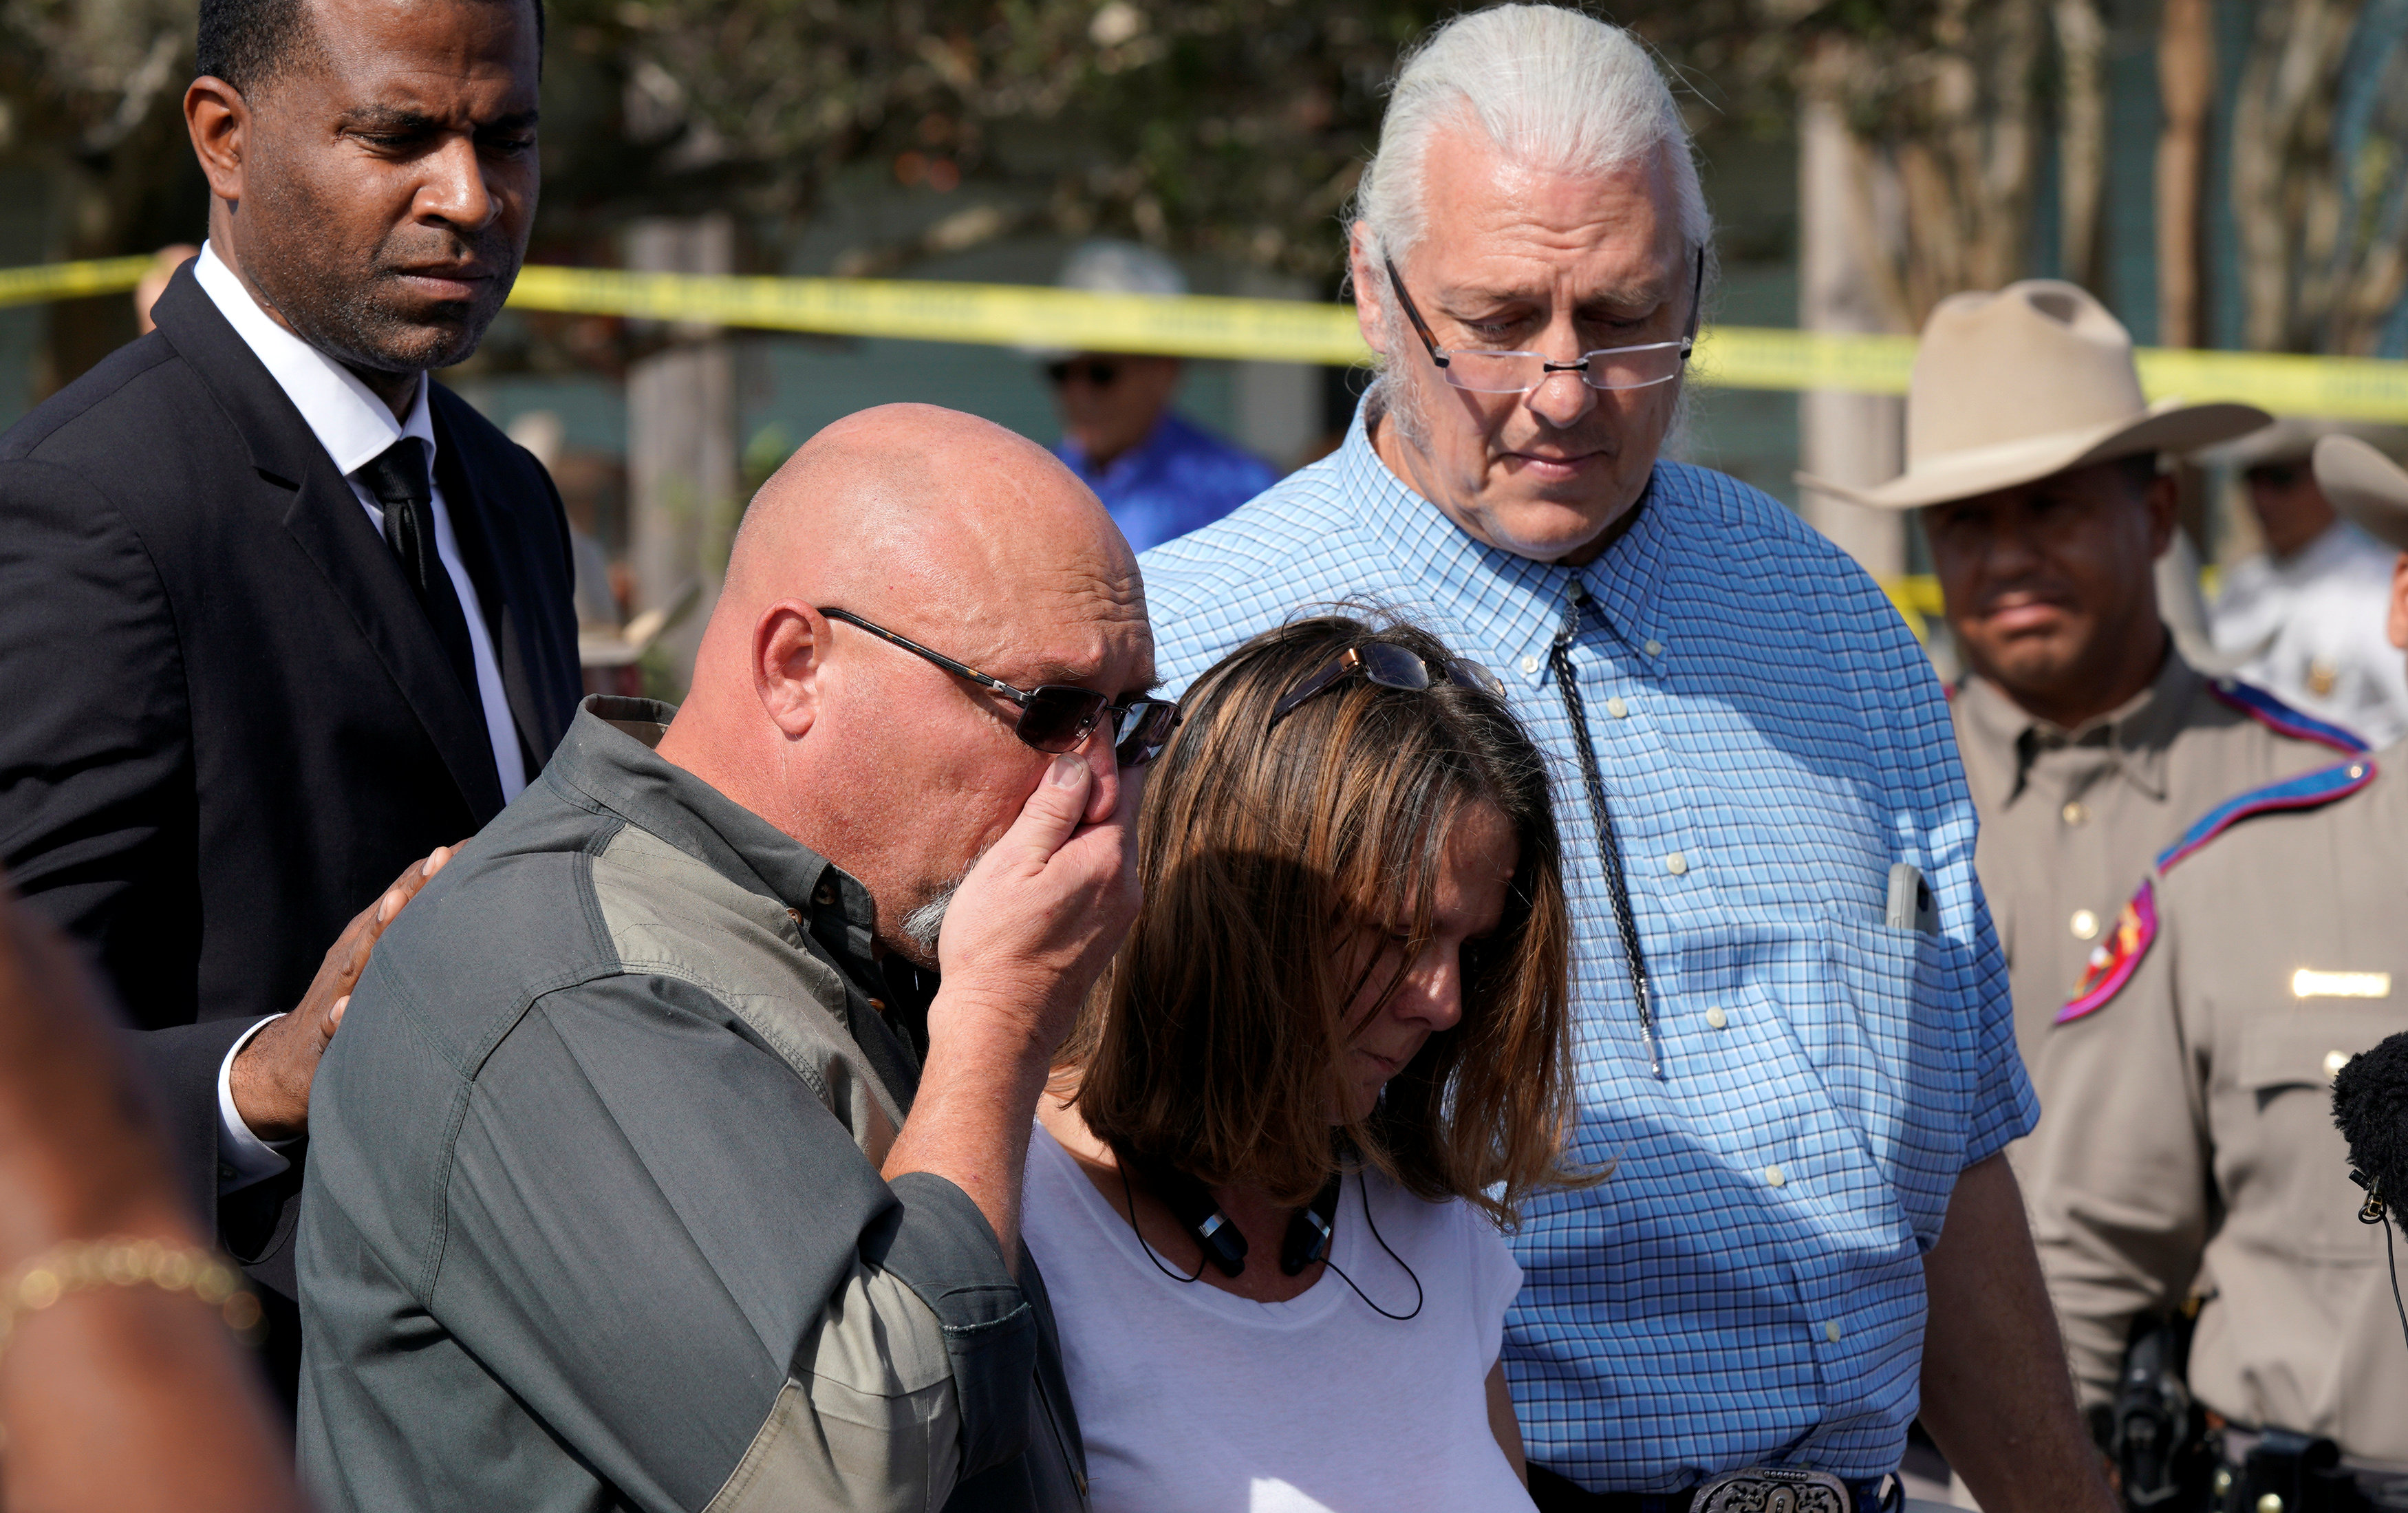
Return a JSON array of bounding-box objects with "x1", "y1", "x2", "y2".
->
[{"x1": 1529, "y1": 1464, "x2": 1900, "y2": 1513}]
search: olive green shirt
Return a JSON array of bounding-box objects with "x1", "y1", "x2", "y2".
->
[
  {"x1": 1951, "y1": 648, "x2": 2352, "y2": 1080},
  {"x1": 2026, "y1": 743, "x2": 2408, "y2": 1459}
]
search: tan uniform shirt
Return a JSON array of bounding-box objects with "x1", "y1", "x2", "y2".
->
[
  {"x1": 1951, "y1": 650, "x2": 2358, "y2": 1073},
  {"x1": 2025, "y1": 743, "x2": 2408, "y2": 1459}
]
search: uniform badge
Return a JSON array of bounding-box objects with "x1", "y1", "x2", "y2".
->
[{"x1": 2057, "y1": 881, "x2": 2157, "y2": 1023}]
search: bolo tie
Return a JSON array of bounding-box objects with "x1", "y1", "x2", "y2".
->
[{"x1": 1545, "y1": 581, "x2": 1664, "y2": 1080}]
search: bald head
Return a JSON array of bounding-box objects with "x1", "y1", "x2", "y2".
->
[
  {"x1": 656, "y1": 403, "x2": 1155, "y2": 958},
  {"x1": 722, "y1": 403, "x2": 1138, "y2": 638}
]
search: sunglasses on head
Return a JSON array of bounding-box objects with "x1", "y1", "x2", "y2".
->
[
  {"x1": 819, "y1": 608, "x2": 1180, "y2": 767},
  {"x1": 1045, "y1": 358, "x2": 1121, "y2": 389},
  {"x1": 1269, "y1": 641, "x2": 1507, "y2": 726}
]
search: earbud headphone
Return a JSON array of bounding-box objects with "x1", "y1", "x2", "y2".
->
[
  {"x1": 1115, "y1": 1147, "x2": 1423, "y2": 1318},
  {"x1": 1132, "y1": 1155, "x2": 1341, "y2": 1277}
]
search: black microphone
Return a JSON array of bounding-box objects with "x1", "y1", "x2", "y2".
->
[
  {"x1": 2332, "y1": 1029, "x2": 2408, "y2": 1353},
  {"x1": 2335, "y1": 1030, "x2": 2408, "y2": 1232}
]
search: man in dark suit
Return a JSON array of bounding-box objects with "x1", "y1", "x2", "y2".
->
[{"x1": 0, "y1": 0, "x2": 577, "y2": 1403}]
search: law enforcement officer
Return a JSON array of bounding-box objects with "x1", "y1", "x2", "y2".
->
[
  {"x1": 2206, "y1": 419, "x2": 2408, "y2": 748},
  {"x1": 1803, "y1": 282, "x2": 2360, "y2": 1075},
  {"x1": 1042, "y1": 241, "x2": 1277, "y2": 555},
  {"x1": 2020, "y1": 431, "x2": 2408, "y2": 1510}
]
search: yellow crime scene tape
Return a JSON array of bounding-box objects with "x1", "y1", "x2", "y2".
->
[
  {"x1": 19, "y1": 254, "x2": 2408, "y2": 421},
  {"x1": 0, "y1": 256, "x2": 160, "y2": 308}
]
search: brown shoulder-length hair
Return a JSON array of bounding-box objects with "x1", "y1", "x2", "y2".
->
[{"x1": 1062, "y1": 613, "x2": 1589, "y2": 1225}]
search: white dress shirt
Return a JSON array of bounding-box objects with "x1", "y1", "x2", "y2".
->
[
  {"x1": 194, "y1": 242, "x2": 527, "y2": 1192},
  {"x1": 2211, "y1": 518, "x2": 2408, "y2": 749}
]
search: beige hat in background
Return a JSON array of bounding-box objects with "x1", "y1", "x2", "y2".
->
[
  {"x1": 2312, "y1": 433, "x2": 2408, "y2": 552},
  {"x1": 1797, "y1": 279, "x2": 2270, "y2": 511}
]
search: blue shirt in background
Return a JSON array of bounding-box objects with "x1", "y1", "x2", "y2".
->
[
  {"x1": 1138, "y1": 401, "x2": 2035, "y2": 1494},
  {"x1": 1056, "y1": 409, "x2": 1278, "y2": 555}
]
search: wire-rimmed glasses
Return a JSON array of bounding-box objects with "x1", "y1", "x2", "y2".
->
[{"x1": 1382, "y1": 251, "x2": 1703, "y2": 395}]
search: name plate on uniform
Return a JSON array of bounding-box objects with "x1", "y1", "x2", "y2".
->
[{"x1": 2290, "y1": 968, "x2": 2394, "y2": 1000}]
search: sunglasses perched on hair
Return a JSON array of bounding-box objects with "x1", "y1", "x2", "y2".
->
[
  {"x1": 1044, "y1": 358, "x2": 1121, "y2": 389},
  {"x1": 819, "y1": 608, "x2": 1180, "y2": 767},
  {"x1": 1269, "y1": 641, "x2": 1507, "y2": 726}
]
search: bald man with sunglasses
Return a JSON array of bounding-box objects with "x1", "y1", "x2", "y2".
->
[{"x1": 297, "y1": 403, "x2": 1166, "y2": 1513}]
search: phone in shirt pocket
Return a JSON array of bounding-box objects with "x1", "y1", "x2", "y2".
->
[{"x1": 1885, "y1": 862, "x2": 1939, "y2": 936}]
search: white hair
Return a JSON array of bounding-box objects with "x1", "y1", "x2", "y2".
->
[{"x1": 1351, "y1": 6, "x2": 1713, "y2": 267}]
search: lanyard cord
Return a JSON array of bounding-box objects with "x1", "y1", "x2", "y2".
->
[{"x1": 1547, "y1": 584, "x2": 1665, "y2": 1080}]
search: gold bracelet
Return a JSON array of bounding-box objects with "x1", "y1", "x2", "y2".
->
[{"x1": 0, "y1": 1236, "x2": 263, "y2": 1357}]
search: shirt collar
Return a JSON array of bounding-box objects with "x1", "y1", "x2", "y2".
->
[
  {"x1": 1957, "y1": 639, "x2": 2196, "y2": 804},
  {"x1": 193, "y1": 241, "x2": 437, "y2": 481},
  {"x1": 546, "y1": 697, "x2": 883, "y2": 980},
  {"x1": 1063, "y1": 408, "x2": 1187, "y2": 484},
  {"x1": 1336, "y1": 389, "x2": 1679, "y2": 685}
]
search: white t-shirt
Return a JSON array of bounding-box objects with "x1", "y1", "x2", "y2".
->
[{"x1": 1023, "y1": 1122, "x2": 1534, "y2": 1513}]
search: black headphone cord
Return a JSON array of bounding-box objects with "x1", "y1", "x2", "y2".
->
[
  {"x1": 1118, "y1": 1157, "x2": 1208, "y2": 1286},
  {"x1": 1116, "y1": 1158, "x2": 1423, "y2": 1320},
  {"x1": 1320, "y1": 1170, "x2": 1424, "y2": 1322}
]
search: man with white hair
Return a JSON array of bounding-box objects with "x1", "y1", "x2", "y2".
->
[{"x1": 1141, "y1": 8, "x2": 2113, "y2": 1510}]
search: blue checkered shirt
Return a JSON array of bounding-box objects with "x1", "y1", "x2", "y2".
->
[{"x1": 1139, "y1": 405, "x2": 2037, "y2": 1493}]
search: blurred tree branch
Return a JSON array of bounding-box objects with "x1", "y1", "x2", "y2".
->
[{"x1": 534, "y1": 0, "x2": 1794, "y2": 282}]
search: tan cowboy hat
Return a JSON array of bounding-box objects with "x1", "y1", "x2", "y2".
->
[
  {"x1": 2312, "y1": 433, "x2": 2408, "y2": 552},
  {"x1": 1796, "y1": 279, "x2": 2269, "y2": 511}
]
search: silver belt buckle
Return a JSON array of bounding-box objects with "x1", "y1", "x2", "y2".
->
[{"x1": 1688, "y1": 1466, "x2": 1852, "y2": 1513}]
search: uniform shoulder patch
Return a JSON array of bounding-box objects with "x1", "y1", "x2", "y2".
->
[
  {"x1": 2206, "y1": 676, "x2": 2369, "y2": 755},
  {"x1": 2153, "y1": 757, "x2": 2378, "y2": 873},
  {"x1": 2058, "y1": 881, "x2": 2157, "y2": 1024}
]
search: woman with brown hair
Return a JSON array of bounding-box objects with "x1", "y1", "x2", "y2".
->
[{"x1": 1026, "y1": 614, "x2": 1587, "y2": 1513}]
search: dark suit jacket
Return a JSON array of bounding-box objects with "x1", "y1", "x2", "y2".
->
[{"x1": 0, "y1": 261, "x2": 581, "y2": 1401}]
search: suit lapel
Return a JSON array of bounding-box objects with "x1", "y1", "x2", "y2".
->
[
  {"x1": 430, "y1": 404, "x2": 549, "y2": 771},
  {"x1": 148, "y1": 265, "x2": 507, "y2": 822}
]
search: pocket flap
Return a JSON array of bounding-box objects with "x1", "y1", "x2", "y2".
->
[{"x1": 2237, "y1": 1008, "x2": 2403, "y2": 1092}]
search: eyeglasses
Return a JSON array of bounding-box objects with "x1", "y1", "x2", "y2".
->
[
  {"x1": 1269, "y1": 641, "x2": 1507, "y2": 726},
  {"x1": 1382, "y1": 250, "x2": 1703, "y2": 395},
  {"x1": 1045, "y1": 358, "x2": 1121, "y2": 389},
  {"x1": 820, "y1": 608, "x2": 1181, "y2": 767}
]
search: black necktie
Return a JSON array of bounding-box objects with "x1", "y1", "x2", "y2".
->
[{"x1": 356, "y1": 440, "x2": 479, "y2": 696}]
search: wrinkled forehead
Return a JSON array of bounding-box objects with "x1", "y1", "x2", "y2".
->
[
  {"x1": 1406, "y1": 137, "x2": 1688, "y2": 297},
  {"x1": 895, "y1": 506, "x2": 1153, "y2": 689}
]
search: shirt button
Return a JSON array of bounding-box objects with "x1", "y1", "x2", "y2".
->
[
  {"x1": 2061, "y1": 801, "x2": 2088, "y2": 826},
  {"x1": 2070, "y1": 908, "x2": 2100, "y2": 941},
  {"x1": 1520, "y1": 655, "x2": 1540, "y2": 675},
  {"x1": 813, "y1": 882, "x2": 839, "y2": 908},
  {"x1": 1764, "y1": 1164, "x2": 1787, "y2": 1188},
  {"x1": 1643, "y1": 639, "x2": 1664, "y2": 657},
  {"x1": 1606, "y1": 696, "x2": 1629, "y2": 718},
  {"x1": 1665, "y1": 852, "x2": 1688, "y2": 875},
  {"x1": 1823, "y1": 1321, "x2": 1842, "y2": 1343},
  {"x1": 1705, "y1": 1006, "x2": 1728, "y2": 1029}
]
